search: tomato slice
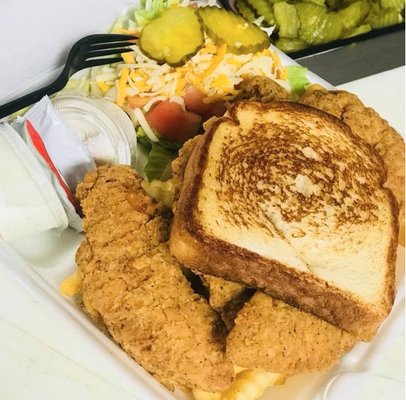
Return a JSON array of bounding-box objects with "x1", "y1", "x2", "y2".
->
[
  {"x1": 183, "y1": 85, "x2": 212, "y2": 115},
  {"x1": 184, "y1": 85, "x2": 226, "y2": 121},
  {"x1": 145, "y1": 101, "x2": 202, "y2": 142}
]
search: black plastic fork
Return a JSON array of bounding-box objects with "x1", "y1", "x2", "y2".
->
[{"x1": 0, "y1": 34, "x2": 136, "y2": 119}]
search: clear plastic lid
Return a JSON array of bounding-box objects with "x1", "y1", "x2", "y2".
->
[
  {"x1": 0, "y1": 124, "x2": 68, "y2": 241},
  {"x1": 93, "y1": 98, "x2": 138, "y2": 167},
  {"x1": 51, "y1": 96, "x2": 135, "y2": 166}
]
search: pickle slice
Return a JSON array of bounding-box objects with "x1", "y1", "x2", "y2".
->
[
  {"x1": 343, "y1": 23, "x2": 371, "y2": 37},
  {"x1": 316, "y1": 12, "x2": 343, "y2": 44},
  {"x1": 236, "y1": 0, "x2": 257, "y2": 22},
  {"x1": 303, "y1": 0, "x2": 326, "y2": 6},
  {"x1": 369, "y1": 9, "x2": 402, "y2": 27},
  {"x1": 139, "y1": 7, "x2": 204, "y2": 66},
  {"x1": 275, "y1": 37, "x2": 308, "y2": 52},
  {"x1": 337, "y1": 0, "x2": 370, "y2": 30},
  {"x1": 246, "y1": 0, "x2": 277, "y2": 25},
  {"x1": 296, "y1": 3, "x2": 329, "y2": 44},
  {"x1": 274, "y1": 2, "x2": 300, "y2": 38},
  {"x1": 198, "y1": 6, "x2": 270, "y2": 54},
  {"x1": 381, "y1": 0, "x2": 405, "y2": 11}
]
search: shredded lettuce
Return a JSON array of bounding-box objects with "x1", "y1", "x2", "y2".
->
[
  {"x1": 141, "y1": 178, "x2": 176, "y2": 207},
  {"x1": 57, "y1": 70, "x2": 91, "y2": 97},
  {"x1": 137, "y1": 127, "x2": 182, "y2": 151},
  {"x1": 137, "y1": 127, "x2": 181, "y2": 180},
  {"x1": 144, "y1": 142, "x2": 175, "y2": 180},
  {"x1": 286, "y1": 65, "x2": 310, "y2": 98},
  {"x1": 132, "y1": 0, "x2": 172, "y2": 26}
]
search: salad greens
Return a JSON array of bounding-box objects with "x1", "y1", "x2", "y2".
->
[
  {"x1": 133, "y1": 0, "x2": 171, "y2": 26},
  {"x1": 80, "y1": 2, "x2": 313, "y2": 182},
  {"x1": 144, "y1": 143, "x2": 176, "y2": 180},
  {"x1": 286, "y1": 66, "x2": 310, "y2": 98},
  {"x1": 137, "y1": 127, "x2": 182, "y2": 180}
]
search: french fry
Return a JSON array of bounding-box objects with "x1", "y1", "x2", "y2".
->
[
  {"x1": 192, "y1": 369, "x2": 285, "y2": 400},
  {"x1": 221, "y1": 370, "x2": 284, "y2": 400},
  {"x1": 192, "y1": 389, "x2": 221, "y2": 400}
]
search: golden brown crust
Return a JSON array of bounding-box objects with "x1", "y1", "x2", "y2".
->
[
  {"x1": 171, "y1": 134, "x2": 203, "y2": 211},
  {"x1": 198, "y1": 274, "x2": 252, "y2": 330},
  {"x1": 76, "y1": 165, "x2": 234, "y2": 391},
  {"x1": 300, "y1": 85, "x2": 405, "y2": 246},
  {"x1": 227, "y1": 292, "x2": 356, "y2": 375},
  {"x1": 169, "y1": 101, "x2": 398, "y2": 341},
  {"x1": 236, "y1": 75, "x2": 291, "y2": 102}
]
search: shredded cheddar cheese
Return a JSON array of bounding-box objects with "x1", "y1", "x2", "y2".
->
[
  {"x1": 122, "y1": 52, "x2": 136, "y2": 64},
  {"x1": 200, "y1": 43, "x2": 227, "y2": 78},
  {"x1": 96, "y1": 38, "x2": 288, "y2": 108},
  {"x1": 96, "y1": 80, "x2": 112, "y2": 94},
  {"x1": 60, "y1": 271, "x2": 82, "y2": 297},
  {"x1": 117, "y1": 67, "x2": 130, "y2": 106}
]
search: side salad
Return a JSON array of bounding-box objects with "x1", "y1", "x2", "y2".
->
[{"x1": 65, "y1": 0, "x2": 310, "y2": 183}]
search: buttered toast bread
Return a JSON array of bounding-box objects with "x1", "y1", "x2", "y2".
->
[{"x1": 170, "y1": 101, "x2": 398, "y2": 340}]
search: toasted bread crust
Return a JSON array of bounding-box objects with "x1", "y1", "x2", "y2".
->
[
  {"x1": 300, "y1": 86, "x2": 405, "y2": 246},
  {"x1": 170, "y1": 101, "x2": 398, "y2": 341}
]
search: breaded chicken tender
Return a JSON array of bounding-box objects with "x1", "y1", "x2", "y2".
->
[
  {"x1": 227, "y1": 292, "x2": 356, "y2": 376},
  {"x1": 199, "y1": 274, "x2": 250, "y2": 331},
  {"x1": 300, "y1": 85, "x2": 405, "y2": 245},
  {"x1": 236, "y1": 76, "x2": 291, "y2": 102},
  {"x1": 200, "y1": 275, "x2": 246, "y2": 311},
  {"x1": 171, "y1": 135, "x2": 203, "y2": 209},
  {"x1": 76, "y1": 165, "x2": 234, "y2": 391}
]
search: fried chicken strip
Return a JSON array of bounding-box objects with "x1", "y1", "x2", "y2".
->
[
  {"x1": 195, "y1": 274, "x2": 355, "y2": 376},
  {"x1": 227, "y1": 292, "x2": 356, "y2": 376},
  {"x1": 199, "y1": 274, "x2": 251, "y2": 331},
  {"x1": 300, "y1": 85, "x2": 405, "y2": 245},
  {"x1": 76, "y1": 165, "x2": 234, "y2": 391},
  {"x1": 236, "y1": 76, "x2": 291, "y2": 102}
]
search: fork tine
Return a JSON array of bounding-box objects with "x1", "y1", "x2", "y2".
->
[
  {"x1": 81, "y1": 57, "x2": 126, "y2": 69},
  {"x1": 84, "y1": 48, "x2": 134, "y2": 59},
  {"x1": 84, "y1": 34, "x2": 137, "y2": 44},
  {"x1": 73, "y1": 34, "x2": 136, "y2": 52},
  {"x1": 87, "y1": 41, "x2": 136, "y2": 50}
]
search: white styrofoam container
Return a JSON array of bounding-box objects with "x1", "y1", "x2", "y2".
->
[{"x1": 0, "y1": 1, "x2": 404, "y2": 399}]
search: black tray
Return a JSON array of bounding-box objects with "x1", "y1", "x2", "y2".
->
[{"x1": 294, "y1": 23, "x2": 405, "y2": 85}]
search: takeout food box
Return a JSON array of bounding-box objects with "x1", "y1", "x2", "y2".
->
[{"x1": 0, "y1": 1, "x2": 404, "y2": 399}]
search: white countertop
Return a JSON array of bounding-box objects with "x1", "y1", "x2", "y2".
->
[{"x1": 0, "y1": 66, "x2": 404, "y2": 400}]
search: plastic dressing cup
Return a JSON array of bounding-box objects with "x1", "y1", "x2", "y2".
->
[{"x1": 51, "y1": 96, "x2": 137, "y2": 167}]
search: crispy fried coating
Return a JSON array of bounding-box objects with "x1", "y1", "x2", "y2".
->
[
  {"x1": 76, "y1": 165, "x2": 234, "y2": 391},
  {"x1": 227, "y1": 292, "x2": 356, "y2": 376},
  {"x1": 236, "y1": 76, "x2": 291, "y2": 102},
  {"x1": 199, "y1": 274, "x2": 250, "y2": 331},
  {"x1": 200, "y1": 274, "x2": 246, "y2": 311},
  {"x1": 300, "y1": 85, "x2": 405, "y2": 245},
  {"x1": 171, "y1": 135, "x2": 203, "y2": 209}
]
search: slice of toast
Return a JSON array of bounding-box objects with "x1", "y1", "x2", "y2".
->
[{"x1": 169, "y1": 101, "x2": 398, "y2": 340}]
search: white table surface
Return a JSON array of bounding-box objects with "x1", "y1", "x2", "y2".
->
[{"x1": 0, "y1": 66, "x2": 404, "y2": 400}]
